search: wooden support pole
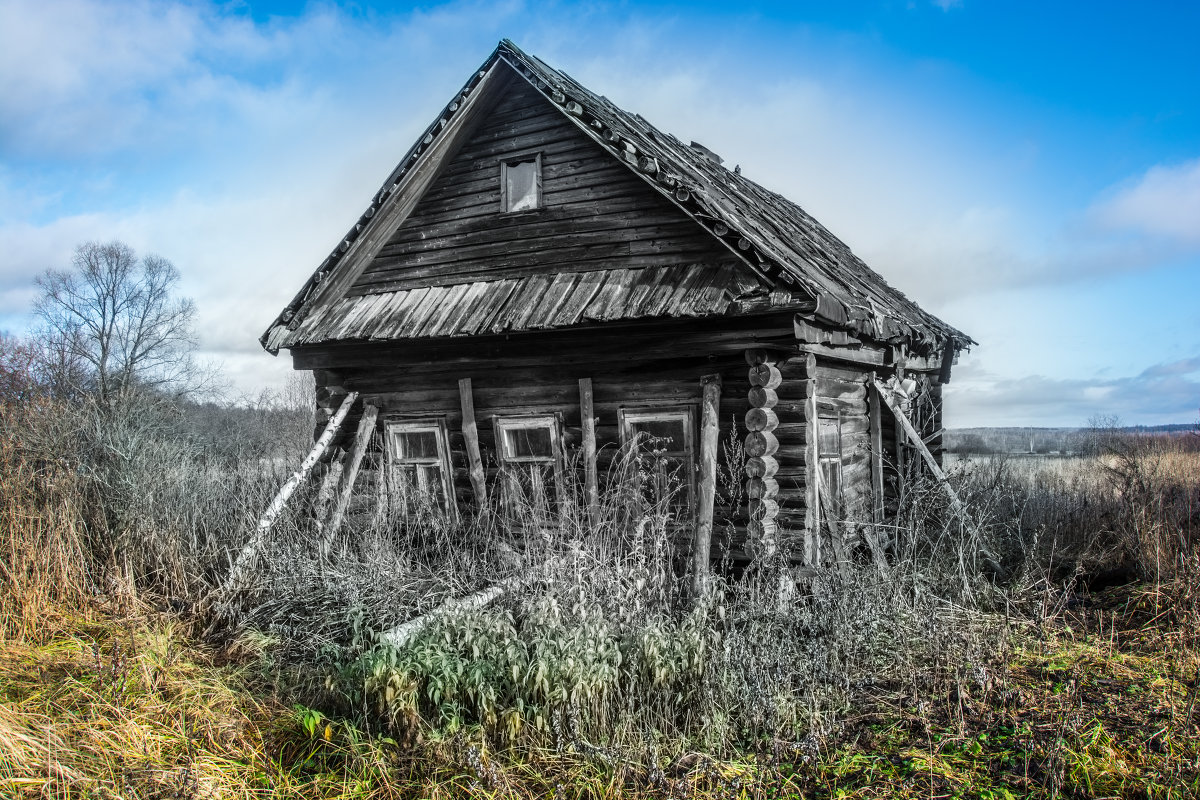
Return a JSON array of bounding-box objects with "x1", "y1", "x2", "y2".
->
[
  {"x1": 803, "y1": 353, "x2": 821, "y2": 565},
  {"x1": 578, "y1": 378, "x2": 599, "y2": 526},
  {"x1": 458, "y1": 378, "x2": 488, "y2": 510},
  {"x1": 872, "y1": 379, "x2": 957, "y2": 501},
  {"x1": 694, "y1": 374, "x2": 721, "y2": 598},
  {"x1": 219, "y1": 391, "x2": 358, "y2": 599},
  {"x1": 320, "y1": 403, "x2": 379, "y2": 551},
  {"x1": 871, "y1": 378, "x2": 1003, "y2": 578},
  {"x1": 869, "y1": 371, "x2": 884, "y2": 524}
]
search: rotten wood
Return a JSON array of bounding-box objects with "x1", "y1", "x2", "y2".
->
[
  {"x1": 694, "y1": 374, "x2": 721, "y2": 598},
  {"x1": 578, "y1": 377, "x2": 599, "y2": 525},
  {"x1": 320, "y1": 403, "x2": 379, "y2": 549},
  {"x1": 869, "y1": 372, "x2": 884, "y2": 524},
  {"x1": 458, "y1": 377, "x2": 488, "y2": 510}
]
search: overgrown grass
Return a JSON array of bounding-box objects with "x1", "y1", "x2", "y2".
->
[{"x1": 2, "y1": 389, "x2": 1198, "y2": 797}]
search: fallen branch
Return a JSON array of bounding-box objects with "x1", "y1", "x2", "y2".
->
[{"x1": 379, "y1": 557, "x2": 561, "y2": 649}]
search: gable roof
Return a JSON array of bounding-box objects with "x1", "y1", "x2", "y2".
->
[{"x1": 262, "y1": 40, "x2": 973, "y2": 356}]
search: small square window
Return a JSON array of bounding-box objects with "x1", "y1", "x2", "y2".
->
[
  {"x1": 386, "y1": 418, "x2": 456, "y2": 519},
  {"x1": 495, "y1": 414, "x2": 562, "y2": 517},
  {"x1": 501, "y1": 155, "x2": 541, "y2": 213},
  {"x1": 619, "y1": 407, "x2": 696, "y2": 519}
]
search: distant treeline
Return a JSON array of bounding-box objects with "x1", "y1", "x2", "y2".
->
[{"x1": 946, "y1": 424, "x2": 1199, "y2": 455}]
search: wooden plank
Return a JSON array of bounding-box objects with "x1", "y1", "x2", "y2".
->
[
  {"x1": 804, "y1": 353, "x2": 820, "y2": 565},
  {"x1": 320, "y1": 403, "x2": 379, "y2": 548},
  {"x1": 218, "y1": 391, "x2": 359, "y2": 600},
  {"x1": 458, "y1": 377, "x2": 488, "y2": 510},
  {"x1": 694, "y1": 374, "x2": 721, "y2": 597},
  {"x1": 870, "y1": 378, "x2": 1002, "y2": 577},
  {"x1": 869, "y1": 372, "x2": 884, "y2": 524},
  {"x1": 578, "y1": 377, "x2": 599, "y2": 525}
]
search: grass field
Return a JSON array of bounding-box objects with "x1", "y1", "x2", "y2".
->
[{"x1": 2, "y1": 400, "x2": 1198, "y2": 798}]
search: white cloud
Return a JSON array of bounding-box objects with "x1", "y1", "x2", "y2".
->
[
  {"x1": 945, "y1": 355, "x2": 1200, "y2": 427},
  {"x1": 1091, "y1": 157, "x2": 1200, "y2": 246}
]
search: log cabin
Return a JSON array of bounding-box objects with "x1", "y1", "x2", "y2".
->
[{"x1": 260, "y1": 40, "x2": 974, "y2": 574}]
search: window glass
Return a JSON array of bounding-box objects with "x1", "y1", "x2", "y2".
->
[
  {"x1": 397, "y1": 429, "x2": 439, "y2": 460},
  {"x1": 819, "y1": 419, "x2": 841, "y2": 456},
  {"x1": 503, "y1": 425, "x2": 553, "y2": 459},
  {"x1": 620, "y1": 408, "x2": 696, "y2": 519},
  {"x1": 629, "y1": 418, "x2": 687, "y2": 452},
  {"x1": 817, "y1": 417, "x2": 843, "y2": 516},
  {"x1": 387, "y1": 419, "x2": 455, "y2": 518},
  {"x1": 495, "y1": 415, "x2": 561, "y2": 518},
  {"x1": 503, "y1": 159, "x2": 539, "y2": 212}
]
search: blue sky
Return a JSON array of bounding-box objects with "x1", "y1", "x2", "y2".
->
[{"x1": 1, "y1": 0, "x2": 1197, "y2": 426}]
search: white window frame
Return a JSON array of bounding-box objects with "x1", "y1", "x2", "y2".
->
[
  {"x1": 817, "y1": 414, "x2": 844, "y2": 518},
  {"x1": 618, "y1": 406, "x2": 697, "y2": 519},
  {"x1": 500, "y1": 152, "x2": 543, "y2": 213},
  {"x1": 385, "y1": 417, "x2": 457, "y2": 520},
  {"x1": 494, "y1": 413, "x2": 563, "y2": 514}
]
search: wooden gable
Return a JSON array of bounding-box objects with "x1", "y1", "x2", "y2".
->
[{"x1": 348, "y1": 70, "x2": 734, "y2": 296}]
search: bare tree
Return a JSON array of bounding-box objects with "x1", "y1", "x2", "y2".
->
[{"x1": 33, "y1": 241, "x2": 198, "y2": 409}]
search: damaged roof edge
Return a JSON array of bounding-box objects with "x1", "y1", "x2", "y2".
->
[{"x1": 261, "y1": 38, "x2": 975, "y2": 357}]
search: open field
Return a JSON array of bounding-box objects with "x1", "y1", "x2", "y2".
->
[{"x1": 2, "y1": 397, "x2": 1199, "y2": 798}]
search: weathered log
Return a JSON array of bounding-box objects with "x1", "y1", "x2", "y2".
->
[
  {"x1": 458, "y1": 378, "x2": 488, "y2": 510},
  {"x1": 744, "y1": 430, "x2": 779, "y2": 458},
  {"x1": 379, "y1": 557, "x2": 561, "y2": 649},
  {"x1": 871, "y1": 379, "x2": 1005, "y2": 577},
  {"x1": 744, "y1": 407, "x2": 779, "y2": 432},
  {"x1": 579, "y1": 377, "x2": 599, "y2": 525},
  {"x1": 869, "y1": 374, "x2": 884, "y2": 523},
  {"x1": 319, "y1": 403, "x2": 379, "y2": 550},
  {"x1": 744, "y1": 348, "x2": 769, "y2": 366},
  {"x1": 748, "y1": 363, "x2": 782, "y2": 389},
  {"x1": 746, "y1": 518, "x2": 778, "y2": 542},
  {"x1": 745, "y1": 476, "x2": 780, "y2": 500},
  {"x1": 747, "y1": 386, "x2": 778, "y2": 409},
  {"x1": 694, "y1": 374, "x2": 722, "y2": 599},
  {"x1": 744, "y1": 455, "x2": 779, "y2": 478},
  {"x1": 749, "y1": 498, "x2": 781, "y2": 521}
]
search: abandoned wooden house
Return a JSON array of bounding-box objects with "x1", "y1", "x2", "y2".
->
[{"x1": 259, "y1": 39, "x2": 974, "y2": 572}]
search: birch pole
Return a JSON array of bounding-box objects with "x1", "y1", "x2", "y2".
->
[{"x1": 218, "y1": 391, "x2": 359, "y2": 599}]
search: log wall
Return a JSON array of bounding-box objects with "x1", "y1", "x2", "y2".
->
[{"x1": 297, "y1": 321, "x2": 950, "y2": 567}]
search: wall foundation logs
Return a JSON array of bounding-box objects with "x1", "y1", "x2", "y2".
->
[{"x1": 744, "y1": 349, "x2": 781, "y2": 559}]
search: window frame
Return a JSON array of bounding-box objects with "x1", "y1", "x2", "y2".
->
[
  {"x1": 618, "y1": 405, "x2": 698, "y2": 520},
  {"x1": 499, "y1": 152, "x2": 543, "y2": 213},
  {"x1": 384, "y1": 416, "x2": 457, "y2": 521},
  {"x1": 493, "y1": 412, "x2": 564, "y2": 514},
  {"x1": 817, "y1": 414, "x2": 844, "y2": 518}
]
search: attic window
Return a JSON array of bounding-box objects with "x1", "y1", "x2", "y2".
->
[{"x1": 501, "y1": 154, "x2": 541, "y2": 212}]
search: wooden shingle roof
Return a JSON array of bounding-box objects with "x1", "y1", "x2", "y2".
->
[{"x1": 262, "y1": 40, "x2": 972, "y2": 355}]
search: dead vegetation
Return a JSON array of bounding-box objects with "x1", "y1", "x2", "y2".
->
[{"x1": 1, "y1": 372, "x2": 1198, "y2": 797}]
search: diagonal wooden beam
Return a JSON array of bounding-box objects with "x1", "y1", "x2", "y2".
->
[
  {"x1": 871, "y1": 379, "x2": 1005, "y2": 578},
  {"x1": 458, "y1": 378, "x2": 488, "y2": 511},
  {"x1": 319, "y1": 403, "x2": 379, "y2": 552},
  {"x1": 218, "y1": 391, "x2": 358, "y2": 600}
]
